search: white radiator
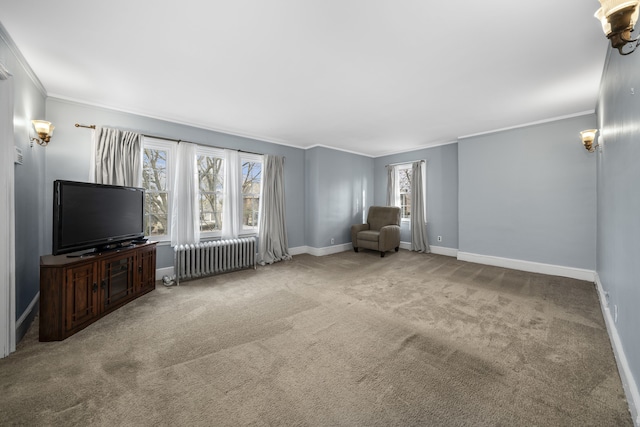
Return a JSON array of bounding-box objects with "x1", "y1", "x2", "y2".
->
[{"x1": 174, "y1": 237, "x2": 256, "y2": 282}]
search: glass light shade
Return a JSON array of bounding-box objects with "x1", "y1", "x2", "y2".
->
[
  {"x1": 595, "y1": 0, "x2": 640, "y2": 34},
  {"x1": 632, "y1": 3, "x2": 640, "y2": 27},
  {"x1": 580, "y1": 129, "x2": 598, "y2": 142},
  {"x1": 596, "y1": 8, "x2": 612, "y2": 34},
  {"x1": 32, "y1": 120, "x2": 54, "y2": 137}
]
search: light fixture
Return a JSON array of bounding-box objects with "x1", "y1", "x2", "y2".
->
[
  {"x1": 30, "y1": 120, "x2": 54, "y2": 146},
  {"x1": 595, "y1": 0, "x2": 640, "y2": 55},
  {"x1": 581, "y1": 129, "x2": 599, "y2": 152}
]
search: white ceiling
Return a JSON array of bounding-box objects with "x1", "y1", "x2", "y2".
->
[{"x1": 1, "y1": 1, "x2": 608, "y2": 157}]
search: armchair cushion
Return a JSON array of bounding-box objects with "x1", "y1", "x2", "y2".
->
[
  {"x1": 350, "y1": 223, "x2": 370, "y2": 246},
  {"x1": 357, "y1": 230, "x2": 380, "y2": 242}
]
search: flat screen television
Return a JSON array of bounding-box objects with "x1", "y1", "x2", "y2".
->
[{"x1": 52, "y1": 180, "x2": 145, "y2": 255}]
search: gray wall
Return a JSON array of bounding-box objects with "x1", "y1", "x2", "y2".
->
[
  {"x1": 596, "y1": 48, "x2": 640, "y2": 400},
  {"x1": 45, "y1": 98, "x2": 306, "y2": 268},
  {"x1": 458, "y1": 115, "x2": 597, "y2": 270},
  {"x1": 373, "y1": 143, "x2": 459, "y2": 249},
  {"x1": 1, "y1": 28, "x2": 47, "y2": 338},
  {"x1": 305, "y1": 146, "x2": 374, "y2": 248}
]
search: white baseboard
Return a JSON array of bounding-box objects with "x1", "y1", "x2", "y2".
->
[
  {"x1": 16, "y1": 292, "x2": 39, "y2": 330},
  {"x1": 288, "y1": 246, "x2": 309, "y2": 256},
  {"x1": 595, "y1": 274, "x2": 640, "y2": 426},
  {"x1": 456, "y1": 251, "x2": 596, "y2": 282},
  {"x1": 288, "y1": 244, "x2": 354, "y2": 257},
  {"x1": 302, "y1": 242, "x2": 457, "y2": 257},
  {"x1": 306, "y1": 243, "x2": 352, "y2": 257},
  {"x1": 430, "y1": 245, "x2": 458, "y2": 257},
  {"x1": 400, "y1": 241, "x2": 458, "y2": 257}
]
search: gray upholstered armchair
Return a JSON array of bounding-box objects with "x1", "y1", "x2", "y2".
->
[{"x1": 351, "y1": 206, "x2": 401, "y2": 257}]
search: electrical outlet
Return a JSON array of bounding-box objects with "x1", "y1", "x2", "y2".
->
[
  {"x1": 614, "y1": 305, "x2": 618, "y2": 323},
  {"x1": 330, "y1": 238, "x2": 334, "y2": 245},
  {"x1": 437, "y1": 236, "x2": 442, "y2": 242}
]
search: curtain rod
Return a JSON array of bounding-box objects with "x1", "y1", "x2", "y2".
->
[
  {"x1": 385, "y1": 159, "x2": 425, "y2": 167},
  {"x1": 74, "y1": 123, "x2": 268, "y2": 158}
]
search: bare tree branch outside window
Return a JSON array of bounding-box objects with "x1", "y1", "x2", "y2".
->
[
  {"x1": 398, "y1": 167, "x2": 411, "y2": 220},
  {"x1": 242, "y1": 160, "x2": 262, "y2": 229},
  {"x1": 142, "y1": 148, "x2": 169, "y2": 236},
  {"x1": 143, "y1": 145, "x2": 264, "y2": 238},
  {"x1": 197, "y1": 155, "x2": 224, "y2": 233}
]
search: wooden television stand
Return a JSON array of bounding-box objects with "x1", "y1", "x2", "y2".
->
[{"x1": 39, "y1": 242, "x2": 157, "y2": 341}]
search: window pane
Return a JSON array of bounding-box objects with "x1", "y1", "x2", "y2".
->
[
  {"x1": 400, "y1": 194, "x2": 411, "y2": 219},
  {"x1": 242, "y1": 161, "x2": 262, "y2": 228},
  {"x1": 398, "y1": 167, "x2": 412, "y2": 220},
  {"x1": 199, "y1": 192, "x2": 223, "y2": 232},
  {"x1": 243, "y1": 197, "x2": 260, "y2": 227},
  {"x1": 197, "y1": 155, "x2": 224, "y2": 233},
  {"x1": 399, "y1": 168, "x2": 411, "y2": 193},
  {"x1": 143, "y1": 149, "x2": 167, "y2": 191},
  {"x1": 144, "y1": 211, "x2": 168, "y2": 237},
  {"x1": 143, "y1": 148, "x2": 170, "y2": 237},
  {"x1": 145, "y1": 192, "x2": 169, "y2": 236},
  {"x1": 197, "y1": 155, "x2": 224, "y2": 192}
]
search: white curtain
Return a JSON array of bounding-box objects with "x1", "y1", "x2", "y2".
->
[
  {"x1": 258, "y1": 155, "x2": 291, "y2": 265},
  {"x1": 386, "y1": 165, "x2": 397, "y2": 206},
  {"x1": 171, "y1": 142, "x2": 200, "y2": 246},
  {"x1": 94, "y1": 127, "x2": 142, "y2": 187},
  {"x1": 88, "y1": 128, "x2": 97, "y2": 182},
  {"x1": 410, "y1": 161, "x2": 429, "y2": 253},
  {"x1": 222, "y1": 149, "x2": 242, "y2": 239}
]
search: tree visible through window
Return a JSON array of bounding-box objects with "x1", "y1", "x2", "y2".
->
[
  {"x1": 241, "y1": 157, "x2": 262, "y2": 231},
  {"x1": 143, "y1": 145, "x2": 171, "y2": 238},
  {"x1": 197, "y1": 153, "x2": 224, "y2": 233},
  {"x1": 398, "y1": 165, "x2": 411, "y2": 220},
  {"x1": 142, "y1": 137, "x2": 263, "y2": 241}
]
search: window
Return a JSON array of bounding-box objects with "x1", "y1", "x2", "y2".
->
[
  {"x1": 397, "y1": 164, "x2": 412, "y2": 221},
  {"x1": 142, "y1": 137, "x2": 263, "y2": 242},
  {"x1": 142, "y1": 138, "x2": 174, "y2": 240},
  {"x1": 197, "y1": 147, "x2": 225, "y2": 237},
  {"x1": 241, "y1": 154, "x2": 263, "y2": 232}
]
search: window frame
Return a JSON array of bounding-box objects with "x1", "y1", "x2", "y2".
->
[
  {"x1": 142, "y1": 137, "x2": 176, "y2": 242},
  {"x1": 196, "y1": 146, "x2": 226, "y2": 239},
  {"x1": 396, "y1": 163, "x2": 412, "y2": 222},
  {"x1": 239, "y1": 153, "x2": 264, "y2": 235}
]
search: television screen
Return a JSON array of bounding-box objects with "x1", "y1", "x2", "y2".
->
[{"x1": 53, "y1": 180, "x2": 145, "y2": 255}]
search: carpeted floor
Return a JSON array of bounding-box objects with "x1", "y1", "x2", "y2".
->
[{"x1": 0, "y1": 250, "x2": 632, "y2": 426}]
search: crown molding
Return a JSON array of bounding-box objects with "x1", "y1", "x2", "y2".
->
[
  {"x1": 0, "y1": 21, "x2": 47, "y2": 97},
  {"x1": 47, "y1": 95, "x2": 308, "y2": 152},
  {"x1": 304, "y1": 144, "x2": 374, "y2": 158},
  {"x1": 373, "y1": 140, "x2": 458, "y2": 158},
  {"x1": 458, "y1": 110, "x2": 596, "y2": 140}
]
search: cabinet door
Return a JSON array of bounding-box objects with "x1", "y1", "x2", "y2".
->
[
  {"x1": 137, "y1": 245, "x2": 157, "y2": 294},
  {"x1": 100, "y1": 253, "x2": 136, "y2": 312},
  {"x1": 64, "y1": 262, "x2": 99, "y2": 331}
]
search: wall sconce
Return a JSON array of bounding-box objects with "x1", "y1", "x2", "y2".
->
[
  {"x1": 595, "y1": 0, "x2": 640, "y2": 55},
  {"x1": 581, "y1": 129, "x2": 599, "y2": 152},
  {"x1": 30, "y1": 120, "x2": 54, "y2": 147}
]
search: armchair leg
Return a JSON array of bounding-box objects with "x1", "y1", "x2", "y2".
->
[
  {"x1": 395, "y1": 247, "x2": 399, "y2": 252},
  {"x1": 354, "y1": 247, "x2": 359, "y2": 253},
  {"x1": 380, "y1": 252, "x2": 385, "y2": 257}
]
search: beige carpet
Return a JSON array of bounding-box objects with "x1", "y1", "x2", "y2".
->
[{"x1": 0, "y1": 250, "x2": 632, "y2": 426}]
